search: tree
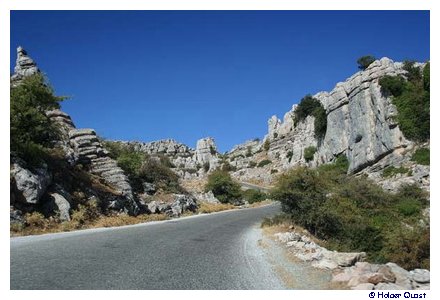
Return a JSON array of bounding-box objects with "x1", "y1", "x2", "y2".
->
[
  {"x1": 205, "y1": 170, "x2": 242, "y2": 204},
  {"x1": 357, "y1": 55, "x2": 376, "y2": 70},
  {"x1": 10, "y1": 73, "x2": 66, "y2": 165}
]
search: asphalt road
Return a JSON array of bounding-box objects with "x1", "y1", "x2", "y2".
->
[{"x1": 11, "y1": 203, "x2": 284, "y2": 290}]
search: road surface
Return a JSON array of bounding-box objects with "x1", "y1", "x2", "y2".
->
[{"x1": 11, "y1": 203, "x2": 285, "y2": 289}]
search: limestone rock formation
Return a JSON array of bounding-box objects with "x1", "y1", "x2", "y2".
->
[
  {"x1": 228, "y1": 57, "x2": 429, "y2": 192},
  {"x1": 11, "y1": 46, "x2": 40, "y2": 87},
  {"x1": 10, "y1": 161, "x2": 52, "y2": 205},
  {"x1": 69, "y1": 128, "x2": 139, "y2": 215},
  {"x1": 121, "y1": 137, "x2": 221, "y2": 178}
]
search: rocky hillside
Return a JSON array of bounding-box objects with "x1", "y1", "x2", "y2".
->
[
  {"x1": 10, "y1": 47, "x2": 201, "y2": 229},
  {"x1": 10, "y1": 47, "x2": 429, "y2": 230},
  {"x1": 224, "y1": 58, "x2": 429, "y2": 193}
]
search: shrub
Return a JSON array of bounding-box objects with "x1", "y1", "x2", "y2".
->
[
  {"x1": 271, "y1": 169, "x2": 278, "y2": 174},
  {"x1": 379, "y1": 63, "x2": 429, "y2": 142},
  {"x1": 357, "y1": 55, "x2": 376, "y2": 70},
  {"x1": 10, "y1": 73, "x2": 66, "y2": 166},
  {"x1": 411, "y1": 148, "x2": 430, "y2": 165},
  {"x1": 257, "y1": 159, "x2": 272, "y2": 167},
  {"x1": 304, "y1": 146, "x2": 317, "y2": 162},
  {"x1": 294, "y1": 95, "x2": 327, "y2": 138},
  {"x1": 379, "y1": 75, "x2": 406, "y2": 97},
  {"x1": 203, "y1": 162, "x2": 210, "y2": 172},
  {"x1": 270, "y1": 165, "x2": 430, "y2": 269},
  {"x1": 382, "y1": 166, "x2": 410, "y2": 178},
  {"x1": 205, "y1": 170, "x2": 242, "y2": 204},
  {"x1": 263, "y1": 139, "x2": 270, "y2": 151},
  {"x1": 140, "y1": 159, "x2": 183, "y2": 193},
  {"x1": 245, "y1": 146, "x2": 253, "y2": 157},
  {"x1": 242, "y1": 189, "x2": 267, "y2": 204},
  {"x1": 25, "y1": 212, "x2": 46, "y2": 227}
]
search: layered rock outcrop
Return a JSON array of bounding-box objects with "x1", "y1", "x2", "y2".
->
[
  {"x1": 10, "y1": 47, "x2": 139, "y2": 219},
  {"x1": 228, "y1": 58, "x2": 429, "y2": 192}
]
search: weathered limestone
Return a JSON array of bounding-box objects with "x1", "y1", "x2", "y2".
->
[
  {"x1": 11, "y1": 46, "x2": 40, "y2": 86},
  {"x1": 10, "y1": 161, "x2": 52, "y2": 205}
]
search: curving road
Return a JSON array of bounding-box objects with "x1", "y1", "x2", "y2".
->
[{"x1": 11, "y1": 203, "x2": 285, "y2": 290}]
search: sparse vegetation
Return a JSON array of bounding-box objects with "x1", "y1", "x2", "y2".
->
[
  {"x1": 304, "y1": 146, "x2": 317, "y2": 162},
  {"x1": 257, "y1": 159, "x2": 272, "y2": 167},
  {"x1": 104, "y1": 141, "x2": 184, "y2": 193},
  {"x1": 221, "y1": 161, "x2": 237, "y2": 172},
  {"x1": 382, "y1": 166, "x2": 410, "y2": 178},
  {"x1": 205, "y1": 170, "x2": 242, "y2": 204},
  {"x1": 357, "y1": 55, "x2": 376, "y2": 70},
  {"x1": 270, "y1": 165, "x2": 429, "y2": 269},
  {"x1": 197, "y1": 202, "x2": 235, "y2": 214},
  {"x1": 411, "y1": 148, "x2": 430, "y2": 165},
  {"x1": 379, "y1": 62, "x2": 429, "y2": 142}
]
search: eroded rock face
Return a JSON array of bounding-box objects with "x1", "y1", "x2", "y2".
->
[
  {"x1": 147, "y1": 194, "x2": 198, "y2": 217},
  {"x1": 69, "y1": 128, "x2": 139, "y2": 215},
  {"x1": 228, "y1": 58, "x2": 429, "y2": 193}
]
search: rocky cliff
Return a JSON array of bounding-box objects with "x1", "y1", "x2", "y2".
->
[{"x1": 225, "y1": 58, "x2": 429, "y2": 192}]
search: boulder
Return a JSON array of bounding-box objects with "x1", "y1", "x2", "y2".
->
[
  {"x1": 49, "y1": 192, "x2": 71, "y2": 221},
  {"x1": 10, "y1": 162, "x2": 51, "y2": 204},
  {"x1": 410, "y1": 269, "x2": 430, "y2": 284}
]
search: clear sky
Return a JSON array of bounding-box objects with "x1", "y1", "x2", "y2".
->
[{"x1": 10, "y1": 11, "x2": 429, "y2": 152}]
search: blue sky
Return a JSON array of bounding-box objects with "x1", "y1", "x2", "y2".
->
[{"x1": 10, "y1": 11, "x2": 429, "y2": 152}]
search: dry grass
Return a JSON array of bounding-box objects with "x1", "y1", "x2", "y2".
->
[
  {"x1": 197, "y1": 202, "x2": 236, "y2": 214},
  {"x1": 11, "y1": 212, "x2": 170, "y2": 237},
  {"x1": 180, "y1": 178, "x2": 207, "y2": 193}
]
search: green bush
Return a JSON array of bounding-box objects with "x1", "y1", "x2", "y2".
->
[
  {"x1": 270, "y1": 165, "x2": 429, "y2": 269},
  {"x1": 140, "y1": 158, "x2": 183, "y2": 193},
  {"x1": 104, "y1": 141, "x2": 183, "y2": 193},
  {"x1": 263, "y1": 139, "x2": 270, "y2": 151},
  {"x1": 382, "y1": 166, "x2": 410, "y2": 178},
  {"x1": 242, "y1": 189, "x2": 267, "y2": 204},
  {"x1": 411, "y1": 148, "x2": 430, "y2": 165},
  {"x1": 379, "y1": 75, "x2": 406, "y2": 97},
  {"x1": 357, "y1": 55, "x2": 376, "y2": 70},
  {"x1": 379, "y1": 62, "x2": 429, "y2": 142},
  {"x1": 10, "y1": 73, "x2": 66, "y2": 166},
  {"x1": 294, "y1": 95, "x2": 327, "y2": 138},
  {"x1": 257, "y1": 159, "x2": 272, "y2": 167},
  {"x1": 245, "y1": 146, "x2": 253, "y2": 157},
  {"x1": 304, "y1": 146, "x2": 317, "y2": 162},
  {"x1": 205, "y1": 170, "x2": 242, "y2": 204}
]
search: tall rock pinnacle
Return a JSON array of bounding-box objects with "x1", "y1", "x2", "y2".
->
[{"x1": 11, "y1": 46, "x2": 40, "y2": 86}]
